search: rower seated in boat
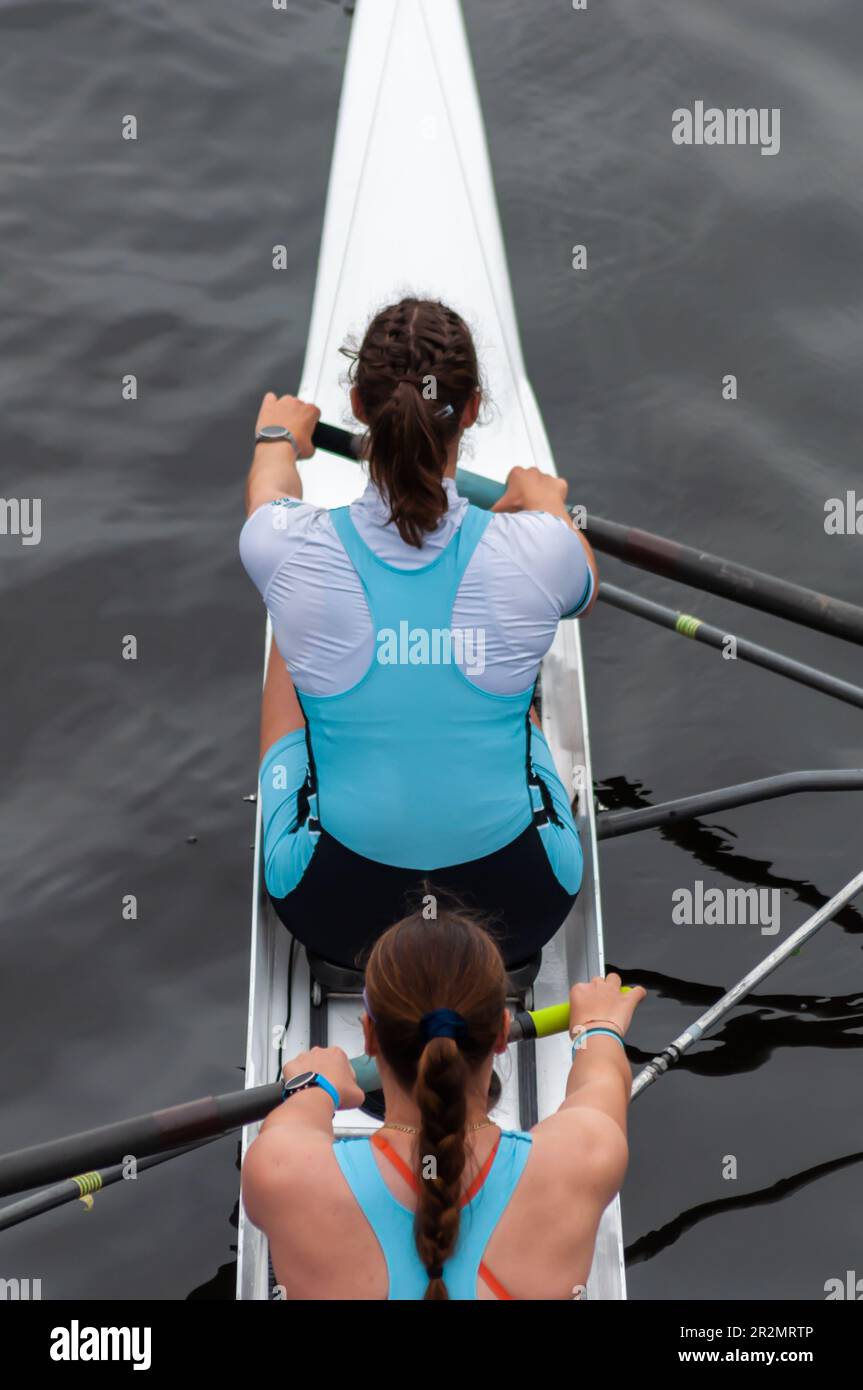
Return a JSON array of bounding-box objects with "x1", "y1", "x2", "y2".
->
[
  {"x1": 240, "y1": 297, "x2": 598, "y2": 970},
  {"x1": 241, "y1": 907, "x2": 643, "y2": 1300}
]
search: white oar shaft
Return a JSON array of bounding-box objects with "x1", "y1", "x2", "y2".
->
[{"x1": 631, "y1": 866, "x2": 863, "y2": 1099}]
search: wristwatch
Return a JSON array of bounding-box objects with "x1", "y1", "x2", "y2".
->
[
  {"x1": 255, "y1": 424, "x2": 299, "y2": 452},
  {"x1": 280, "y1": 1070, "x2": 340, "y2": 1111}
]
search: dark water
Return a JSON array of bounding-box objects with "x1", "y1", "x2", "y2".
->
[{"x1": 1, "y1": 0, "x2": 861, "y2": 1300}]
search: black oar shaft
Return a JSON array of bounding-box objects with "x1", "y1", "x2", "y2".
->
[
  {"x1": 599, "y1": 583, "x2": 863, "y2": 710},
  {"x1": 589, "y1": 518, "x2": 863, "y2": 647},
  {"x1": 0, "y1": 1140, "x2": 215, "y2": 1233},
  {"x1": 312, "y1": 421, "x2": 363, "y2": 459},
  {"x1": 0, "y1": 1084, "x2": 283, "y2": 1200}
]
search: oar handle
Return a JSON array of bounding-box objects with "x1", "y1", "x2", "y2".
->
[
  {"x1": 311, "y1": 421, "x2": 505, "y2": 511},
  {"x1": 453, "y1": 468, "x2": 507, "y2": 510},
  {"x1": 312, "y1": 421, "x2": 363, "y2": 460},
  {"x1": 347, "y1": 1001, "x2": 572, "y2": 1092}
]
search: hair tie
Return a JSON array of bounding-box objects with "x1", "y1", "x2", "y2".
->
[
  {"x1": 392, "y1": 377, "x2": 454, "y2": 421},
  {"x1": 428, "y1": 1264, "x2": 444, "y2": 1280},
  {"x1": 420, "y1": 1008, "x2": 468, "y2": 1043}
]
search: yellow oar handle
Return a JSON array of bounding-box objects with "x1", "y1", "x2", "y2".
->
[
  {"x1": 511, "y1": 988, "x2": 633, "y2": 1043},
  {"x1": 529, "y1": 1003, "x2": 572, "y2": 1039}
]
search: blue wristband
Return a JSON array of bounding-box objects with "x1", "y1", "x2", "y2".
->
[
  {"x1": 571, "y1": 1027, "x2": 626, "y2": 1060},
  {"x1": 312, "y1": 1073, "x2": 340, "y2": 1111}
]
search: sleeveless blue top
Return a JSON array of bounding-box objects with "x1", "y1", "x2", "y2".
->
[
  {"x1": 333, "y1": 1130, "x2": 532, "y2": 1300},
  {"x1": 297, "y1": 504, "x2": 537, "y2": 870}
]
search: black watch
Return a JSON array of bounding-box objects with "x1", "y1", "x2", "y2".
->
[
  {"x1": 280, "y1": 1070, "x2": 340, "y2": 1109},
  {"x1": 281, "y1": 1070, "x2": 316, "y2": 1099}
]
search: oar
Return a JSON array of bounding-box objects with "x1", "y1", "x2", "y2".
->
[
  {"x1": 0, "y1": 1004, "x2": 570, "y2": 1202},
  {"x1": 631, "y1": 865, "x2": 863, "y2": 1098},
  {"x1": 7, "y1": 853, "x2": 860, "y2": 1208},
  {"x1": 311, "y1": 422, "x2": 863, "y2": 646},
  {"x1": 600, "y1": 583, "x2": 863, "y2": 712},
  {"x1": 0, "y1": 1139, "x2": 219, "y2": 1234},
  {"x1": 9, "y1": 859, "x2": 858, "y2": 1216}
]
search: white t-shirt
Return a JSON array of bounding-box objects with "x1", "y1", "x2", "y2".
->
[{"x1": 239, "y1": 478, "x2": 593, "y2": 696}]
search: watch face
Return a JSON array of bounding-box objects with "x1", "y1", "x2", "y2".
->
[
  {"x1": 258, "y1": 425, "x2": 287, "y2": 440},
  {"x1": 283, "y1": 1070, "x2": 315, "y2": 1094}
]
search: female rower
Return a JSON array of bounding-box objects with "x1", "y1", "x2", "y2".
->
[
  {"x1": 240, "y1": 297, "x2": 598, "y2": 969},
  {"x1": 242, "y1": 907, "x2": 643, "y2": 1301}
]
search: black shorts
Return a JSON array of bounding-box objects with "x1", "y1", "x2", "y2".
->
[{"x1": 268, "y1": 821, "x2": 577, "y2": 971}]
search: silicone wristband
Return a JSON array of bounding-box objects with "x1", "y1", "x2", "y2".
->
[
  {"x1": 312, "y1": 1073, "x2": 340, "y2": 1111},
  {"x1": 571, "y1": 1027, "x2": 626, "y2": 1060}
]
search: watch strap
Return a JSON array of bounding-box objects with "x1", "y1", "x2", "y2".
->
[
  {"x1": 312, "y1": 1073, "x2": 340, "y2": 1111},
  {"x1": 281, "y1": 1071, "x2": 340, "y2": 1112},
  {"x1": 255, "y1": 427, "x2": 299, "y2": 452}
]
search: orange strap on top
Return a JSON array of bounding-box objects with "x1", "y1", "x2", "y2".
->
[
  {"x1": 372, "y1": 1132, "x2": 499, "y2": 1207},
  {"x1": 371, "y1": 1132, "x2": 513, "y2": 1300},
  {"x1": 477, "y1": 1262, "x2": 513, "y2": 1301}
]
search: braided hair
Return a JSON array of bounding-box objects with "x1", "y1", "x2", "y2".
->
[
  {"x1": 363, "y1": 907, "x2": 507, "y2": 1300},
  {"x1": 348, "y1": 297, "x2": 481, "y2": 546}
]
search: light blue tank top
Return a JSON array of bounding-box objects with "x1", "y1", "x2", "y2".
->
[
  {"x1": 297, "y1": 504, "x2": 537, "y2": 870},
  {"x1": 333, "y1": 1130, "x2": 533, "y2": 1300}
]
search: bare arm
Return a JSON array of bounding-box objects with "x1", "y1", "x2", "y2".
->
[
  {"x1": 531, "y1": 974, "x2": 645, "y2": 1210},
  {"x1": 241, "y1": 1046, "x2": 364, "y2": 1232},
  {"x1": 490, "y1": 465, "x2": 599, "y2": 616},
  {"x1": 259, "y1": 636, "x2": 306, "y2": 762},
  {"x1": 244, "y1": 392, "x2": 321, "y2": 516},
  {"x1": 560, "y1": 974, "x2": 643, "y2": 1129}
]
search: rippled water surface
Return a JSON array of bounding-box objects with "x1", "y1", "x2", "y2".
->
[{"x1": 1, "y1": 0, "x2": 861, "y2": 1299}]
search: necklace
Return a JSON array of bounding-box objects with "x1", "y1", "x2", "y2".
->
[{"x1": 380, "y1": 1119, "x2": 497, "y2": 1135}]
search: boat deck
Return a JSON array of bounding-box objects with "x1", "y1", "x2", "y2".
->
[{"x1": 236, "y1": 0, "x2": 625, "y2": 1301}]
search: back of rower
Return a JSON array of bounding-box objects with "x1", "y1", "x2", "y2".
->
[
  {"x1": 241, "y1": 907, "x2": 643, "y2": 1300},
  {"x1": 241, "y1": 297, "x2": 598, "y2": 969}
]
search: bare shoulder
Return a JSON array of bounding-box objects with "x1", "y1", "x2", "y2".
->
[
  {"x1": 241, "y1": 1127, "x2": 352, "y2": 1235},
  {"x1": 242, "y1": 1130, "x2": 375, "y2": 1299},
  {"x1": 529, "y1": 1107, "x2": 629, "y2": 1208},
  {"x1": 485, "y1": 1117, "x2": 627, "y2": 1299}
]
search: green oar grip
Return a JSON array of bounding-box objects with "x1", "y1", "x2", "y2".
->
[
  {"x1": 454, "y1": 467, "x2": 506, "y2": 511},
  {"x1": 311, "y1": 422, "x2": 507, "y2": 514},
  {"x1": 350, "y1": 1055, "x2": 380, "y2": 1096},
  {"x1": 529, "y1": 1003, "x2": 572, "y2": 1039}
]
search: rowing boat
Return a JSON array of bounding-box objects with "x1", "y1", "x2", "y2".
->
[{"x1": 236, "y1": 0, "x2": 625, "y2": 1301}]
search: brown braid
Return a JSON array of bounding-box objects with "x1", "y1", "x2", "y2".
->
[
  {"x1": 362, "y1": 905, "x2": 507, "y2": 1300},
  {"x1": 347, "y1": 298, "x2": 481, "y2": 547},
  {"x1": 413, "y1": 1036, "x2": 469, "y2": 1299}
]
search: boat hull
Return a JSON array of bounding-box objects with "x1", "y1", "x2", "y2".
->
[{"x1": 236, "y1": 0, "x2": 625, "y2": 1301}]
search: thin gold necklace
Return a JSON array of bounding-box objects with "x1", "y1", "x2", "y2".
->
[{"x1": 379, "y1": 1119, "x2": 497, "y2": 1134}]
